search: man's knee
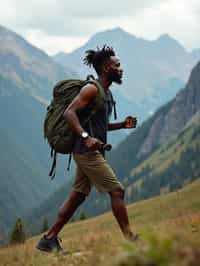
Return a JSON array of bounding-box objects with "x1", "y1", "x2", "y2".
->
[
  {"x1": 74, "y1": 192, "x2": 86, "y2": 206},
  {"x1": 109, "y1": 188, "x2": 125, "y2": 200}
]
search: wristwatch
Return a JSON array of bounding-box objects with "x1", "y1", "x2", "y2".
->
[{"x1": 81, "y1": 131, "x2": 89, "y2": 139}]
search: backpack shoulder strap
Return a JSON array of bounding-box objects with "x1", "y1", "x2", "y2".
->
[
  {"x1": 108, "y1": 90, "x2": 117, "y2": 120},
  {"x1": 90, "y1": 79, "x2": 106, "y2": 103},
  {"x1": 88, "y1": 79, "x2": 117, "y2": 120},
  {"x1": 85, "y1": 77, "x2": 118, "y2": 120},
  {"x1": 83, "y1": 79, "x2": 106, "y2": 121}
]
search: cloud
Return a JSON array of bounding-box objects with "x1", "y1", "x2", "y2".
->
[
  {"x1": 24, "y1": 29, "x2": 87, "y2": 54},
  {"x1": 0, "y1": 0, "x2": 164, "y2": 37},
  {"x1": 0, "y1": 0, "x2": 199, "y2": 54},
  {"x1": 129, "y1": 0, "x2": 200, "y2": 50}
]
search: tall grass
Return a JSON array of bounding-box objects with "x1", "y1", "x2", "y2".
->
[{"x1": 0, "y1": 179, "x2": 200, "y2": 266}]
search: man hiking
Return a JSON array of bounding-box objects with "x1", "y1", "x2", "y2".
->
[{"x1": 36, "y1": 45, "x2": 138, "y2": 253}]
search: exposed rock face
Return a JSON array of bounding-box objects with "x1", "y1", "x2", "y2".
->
[
  {"x1": 137, "y1": 62, "x2": 200, "y2": 158},
  {"x1": 136, "y1": 113, "x2": 165, "y2": 158},
  {"x1": 184, "y1": 110, "x2": 200, "y2": 129}
]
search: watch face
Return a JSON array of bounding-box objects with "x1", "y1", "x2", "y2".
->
[{"x1": 82, "y1": 132, "x2": 88, "y2": 138}]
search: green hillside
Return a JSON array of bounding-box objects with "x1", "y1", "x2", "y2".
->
[
  {"x1": 0, "y1": 178, "x2": 200, "y2": 266},
  {"x1": 125, "y1": 115, "x2": 200, "y2": 203}
]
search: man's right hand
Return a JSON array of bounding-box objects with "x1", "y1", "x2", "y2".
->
[{"x1": 84, "y1": 136, "x2": 104, "y2": 151}]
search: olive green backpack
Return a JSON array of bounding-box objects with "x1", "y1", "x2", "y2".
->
[{"x1": 44, "y1": 75, "x2": 108, "y2": 178}]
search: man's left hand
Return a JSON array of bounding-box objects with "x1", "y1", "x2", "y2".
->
[{"x1": 123, "y1": 116, "x2": 137, "y2": 129}]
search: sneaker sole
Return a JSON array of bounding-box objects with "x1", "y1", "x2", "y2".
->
[
  {"x1": 36, "y1": 245, "x2": 52, "y2": 253},
  {"x1": 36, "y1": 245, "x2": 69, "y2": 256}
]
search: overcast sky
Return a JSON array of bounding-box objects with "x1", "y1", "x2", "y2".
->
[{"x1": 0, "y1": 0, "x2": 199, "y2": 55}]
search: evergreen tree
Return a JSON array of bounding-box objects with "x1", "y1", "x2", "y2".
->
[
  {"x1": 41, "y1": 217, "x2": 48, "y2": 233},
  {"x1": 70, "y1": 217, "x2": 75, "y2": 223},
  {"x1": 10, "y1": 217, "x2": 25, "y2": 244},
  {"x1": 79, "y1": 211, "x2": 87, "y2": 220}
]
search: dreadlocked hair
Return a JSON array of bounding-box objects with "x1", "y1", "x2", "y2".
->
[{"x1": 83, "y1": 45, "x2": 115, "y2": 75}]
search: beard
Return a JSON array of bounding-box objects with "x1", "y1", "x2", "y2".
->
[
  {"x1": 114, "y1": 76, "x2": 122, "y2": 84},
  {"x1": 109, "y1": 72, "x2": 123, "y2": 84}
]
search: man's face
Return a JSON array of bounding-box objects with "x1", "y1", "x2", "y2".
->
[{"x1": 106, "y1": 56, "x2": 123, "y2": 84}]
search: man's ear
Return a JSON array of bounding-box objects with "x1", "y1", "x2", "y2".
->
[{"x1": 102, "y1": 61, "x2": 110, "y2": 73}]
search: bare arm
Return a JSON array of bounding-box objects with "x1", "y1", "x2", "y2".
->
[
  {"x1": 63, "y1": 84, "x2": 104, "y2": 150},
  {"x1": 63, "y1": 84, "x2": 97, "y2": 137},
  {"x1": 108, "y1": 122, "x2": 125, "y2": 131}
]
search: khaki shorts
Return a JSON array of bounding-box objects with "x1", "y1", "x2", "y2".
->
[{"x1": 73, "y1": 151, "x2": 124, "y2": 195}]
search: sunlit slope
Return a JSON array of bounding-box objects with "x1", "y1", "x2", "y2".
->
[
  {"x1": 125, "y1": 114, "x2": 200, "y2": 202},
  {"x1": 0, "y1": 178, "x2": 200, "y2": 266}
]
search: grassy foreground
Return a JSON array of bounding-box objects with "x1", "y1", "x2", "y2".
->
[{"x1": 1, "y1": 179, "x2": 200, "y2": 266}]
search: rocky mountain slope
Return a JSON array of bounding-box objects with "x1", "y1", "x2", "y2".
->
[
  {"x1": 109, "y1": 61, "x2": 200, "y2": 179},
  {"x1": 125, "y1": 111, "x2": 200, "y2": 203},
  {"x1": 0, "y1": 25, "x2": 78, "y2": 241},
  {"x1": 0, "y1": 75, "x2": 50, "y2": 238},
  {"x1": 0, "y1": 25, "x2": 77, "y2": 101}
]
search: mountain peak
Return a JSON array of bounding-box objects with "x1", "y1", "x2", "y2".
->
[
  {"x1": 155, "y1": 33, "x2": 186, "y2": 52},
  {"x1": 109, "y1": 27, "x2": 125, "y2": 33},
  {"x1": 92, "y1": 26, "x2": 135, "y2": 38},
  {"x1": 0, "y1": 24, "x2": 20, "y2": 39},
  {"x1": 156, "y1": 33, "x2": 183, "y2": 46},
  {"x1": 158, "y1": 33, "x2": 172, "y2": 40}
]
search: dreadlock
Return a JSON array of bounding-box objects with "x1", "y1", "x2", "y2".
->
[{"x1": 83, "y1": 45, "x2": 115, "y2": 75}]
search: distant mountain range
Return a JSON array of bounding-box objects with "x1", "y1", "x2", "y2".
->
[
  {"x1": 0, "y1": 75, "x2": 50, "y2": 238},
  {"x1": 0, "y1": 25, "x2": 77, "y2": 101},
  {"x1": 53, "y1": 27, "x2": 199, "y2": 121}
]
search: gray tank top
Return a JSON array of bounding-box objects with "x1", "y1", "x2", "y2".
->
[{"x1": 73, "y1": 88, "x2": 113, "y2": 154}]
